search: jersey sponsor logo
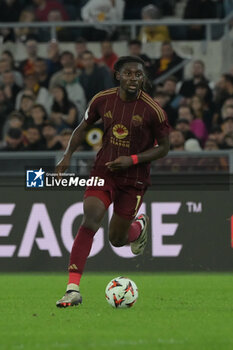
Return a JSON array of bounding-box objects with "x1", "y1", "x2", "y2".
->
[
  {"x1": 110, "y1": 136, "x2": 130, "y2": 148},
  {"x1": 132, "y1": 115, "x2": 143, "y2": 126},
  {"x1": 104, "y1": 110, "x2": 112, "y2": 119},
  {"x1": 112, "y1": 124, "x2": 128, "y2": 139}
]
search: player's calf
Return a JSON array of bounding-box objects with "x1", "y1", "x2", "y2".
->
[{"x1": 109, "y1": 234, "x2": 128, "y2": 247}]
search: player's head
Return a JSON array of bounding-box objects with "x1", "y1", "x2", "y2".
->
[{"x1": 114, "y1": 56, "x2": 146, "y2": 95}]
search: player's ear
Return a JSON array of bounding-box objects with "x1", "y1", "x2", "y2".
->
[{"x1": 115, "y1": 71, "x2": 120, "y2": 81}]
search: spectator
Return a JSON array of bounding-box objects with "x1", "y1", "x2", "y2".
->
[
  {"x1": 19, "y1": 38, "x2": 41, "y2": 76},
  {"x1": 221, "y1": 116, "x2": 233, "y2": 136},
  {"x1": 24, "y1": 125, "x2": 44, "y2": 150},
  {"x1": 127, "y1": 39, "x2": 152, "y2": 69},
  {"x1": 75, "y1": 38, "x2": 88, "y2": 70},
  {"x1": 0, "y1": 0, "x2": 22, "y2": 22},
  {"x1": 51, "y1": 85, "x2": 78, "y2": 131},
  {"x1": 150, "y1": 41, "x2": 184, "y2": 82},
  {"x1": 153, "y1": 91, "x2": 177, "y2": 127},
  {"x1": 214, "y1": 74, "x2": 233, "y2": 111},
  {"x1": 41, "y1": 121, "x2": 62, "y2": 150},
  {"x1": 208, "y1": 126, "x2": 224, "y2": 148},
  {"x1": 1, "y1": 50, "x2": 16, "y2": 70},
  {"x1": 139, "y1": 4, "x2": 170, "y2": 43},
  {"x1": 49, "y1": 51, "x2": 76, "y2": 90},
  {"x1": 194, "y1": 82, "x2": 214, "y2": 115},
  {"x1": 79, "y1": 50, "x2": 114, "y2": 102},
  {"x1": 177, "y1": 104, "x2": 208, "y2": 144},
  {"x1": 169, "y1": 129, "x2": 185, "y2": 151},
  {"x1": 46, "y1": 39, "x2": 62, "y2": 76},
  {"x1": 31, "y1": 104, "x2": 48, "y2": 130},
  {"x1": 0, "y1": 128, "x2": 24, "y2": 151},
  {"x1": 0, "y1": 88, "x2": 14, "y2": 138},
  {"x1": 16, "y1": 73, "x2": 52, "y2": 113},
  {"x1": 184, "y1": 0, "x2": 216, "y2": 40},
  {"x1": 0, "y1": 58, "x2": 23, "y2": 88},
  {"x1": 14, "y1": 8, "x2": 37, "y2": 43},
  {"x1": 34, "y1": 58, "x2": 50, "y2": 88},
  {"x1": 190, "y1": 95, "x2": 213, "y2": 132},
  {"x1": 33, "y1": 0, "x2": 69, "y2": 21},
  {"x1": 46, "y1": 9, "x2": 71, "y2": 42},
  {"x1": 204, "y1": 138, "x2": 219, "y2": 150},
  {"x1": 221, "y1": 104, "x2": 233, "y2": 121},
  {"x1": 179, "y1": 60, "x2": 210, "y2": 98},
  {"x1": 0, "y1": 0, "x2": 22, "y2": 41},
  {"x1": 81, "y1": 0, "x2": 125, "y2": 41},
  {"x1": 2, "y1": 70, "x2": 21, "y2": 106},
  {"x1": 175, "y1": 119, "x2": 197, "y2": 141},
  {"x1": 61, "y1": 67, "x2": 86, "y2": 117},
  {"x1": 178, "y1": 105, "x2": 194, "y2": 121},
  {"x1": 1, "y1": 110, "x2": 24, "y2": 141},
  {"x1": 221, "y1": 131, "x2": 233, "y2": 149},
  {"x1": 98, "y1": 41, "x2": 118, "y2": 72},
  {"x1": 59, "y1": 128, "x2": 73, "y2": 151},
  {"x1": 18, "y1": 94, "x2": 34, "y2": 128},
  {"x1": 163, "y1": 76, "x2": 183, "y2": 110}
]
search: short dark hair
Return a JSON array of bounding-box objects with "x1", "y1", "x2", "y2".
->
[
  {"x1": 60, "y1": 51, "x2": 74, "y2": 59},
  {"x1": 7, "y1": 128, "x2": 22, "y2": 139},
  {"x1": 43, "y1": 120, "x2": 56, "y2": 129},
  {"x1": 128, "y1": 39, "x2": 142, "y2": 47},
  {"x1": 162, "y1": 41, "x2": 172, "y2": 47},
  {"x1": 223, "y1": 74, "x2": 233, "y2": 85},
  {"x1": 164, "y1": 75, "x2": 178, "y2": 84},
  {"x1": 153, "y1": 91, "x2": 170, "y2": 98},
  {"x1": 21, "y1": 94, "x2": 34, "y2": 101},
  {"x1": 9, "y1": 111, "x2": 24, "y2": 121},
  {"x1": 114, "y1": 56, "x2": 145, "y2": 72},
  {"x1": 27, "y1": 125, "x2": 41, "y2": 132},
  {"x1": 81, "y1": 50, "x2": 94, "y2": 58}
]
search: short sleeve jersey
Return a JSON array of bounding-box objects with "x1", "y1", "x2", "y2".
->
[{"x1": 84, "y1": 87, "x2": 170, "y2": 187}]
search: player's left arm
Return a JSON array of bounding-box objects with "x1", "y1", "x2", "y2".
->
[{"x1": 106, "y1": 136, "x2": 169, "y2": 171}]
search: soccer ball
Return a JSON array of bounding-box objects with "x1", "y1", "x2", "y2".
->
[{"x1": 105, "y1": 276, "x2": 138, "y2": 308}]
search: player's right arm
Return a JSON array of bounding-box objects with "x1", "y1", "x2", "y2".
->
[{"x1": 55, "y1": 119, "x2": 89, "y2": 175}]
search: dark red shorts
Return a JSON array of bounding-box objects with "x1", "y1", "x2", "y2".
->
[{"x1": 84, "y1": 175, "x2": 146, "y2": 221}]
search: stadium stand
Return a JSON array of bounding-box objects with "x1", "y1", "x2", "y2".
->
[{"x1": 0, "y1": 0, "x2": 232, "y2": 161}]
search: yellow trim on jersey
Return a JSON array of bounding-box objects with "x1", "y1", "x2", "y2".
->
[
  {"x1": 89, "y1": 88, "x2": 118, "y2": 107},
  {"x1": 141, "y1": 93, "x2": 165, "y2": 123},
  {"x1": 141, "y1": 92, "x2": 165, "y2": 123}
]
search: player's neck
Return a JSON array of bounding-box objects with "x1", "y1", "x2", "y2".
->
[{"x1": 119, "y1": 89, "x2": 138, "y2": 102}]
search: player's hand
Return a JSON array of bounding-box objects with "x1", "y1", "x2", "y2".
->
[
  {"x1": 55, "y1": 155, "x2": 70, "y2": 179},
  {"x1": 105, "y1": 156, "x2": 133, "y2": 171}
]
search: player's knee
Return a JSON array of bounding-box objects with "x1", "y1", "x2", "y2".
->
[{"x1": 82, "y1": 215, "x2": 101, "y2": 232}]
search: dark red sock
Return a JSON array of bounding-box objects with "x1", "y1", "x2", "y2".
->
[
  {"x1": 68, "y1": 225, "x2": 96, "y2": 285},
  {"x1": 127, "y1": 221, "x2": 142, "y2": 243}
]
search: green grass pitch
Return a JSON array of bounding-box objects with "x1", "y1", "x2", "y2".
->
[{"x1": 0, "y1": 273, "x2": 232, "y2": 350}]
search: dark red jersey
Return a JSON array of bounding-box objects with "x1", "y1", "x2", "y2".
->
[{"x1": 84, "y1": 87, "x2": 170, "y2": 188}]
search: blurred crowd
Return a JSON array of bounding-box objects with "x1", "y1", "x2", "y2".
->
[
  {"x1": 0, "y1": 37, "x2": 232, "y2": 153},
  {"x1": 0, "y1": 0, "x2": 230, "y2": 43}
]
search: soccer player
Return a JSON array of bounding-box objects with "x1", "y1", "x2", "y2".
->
[{"x1": 56, "y1": 56, "x2": 170, "y2": 307}]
